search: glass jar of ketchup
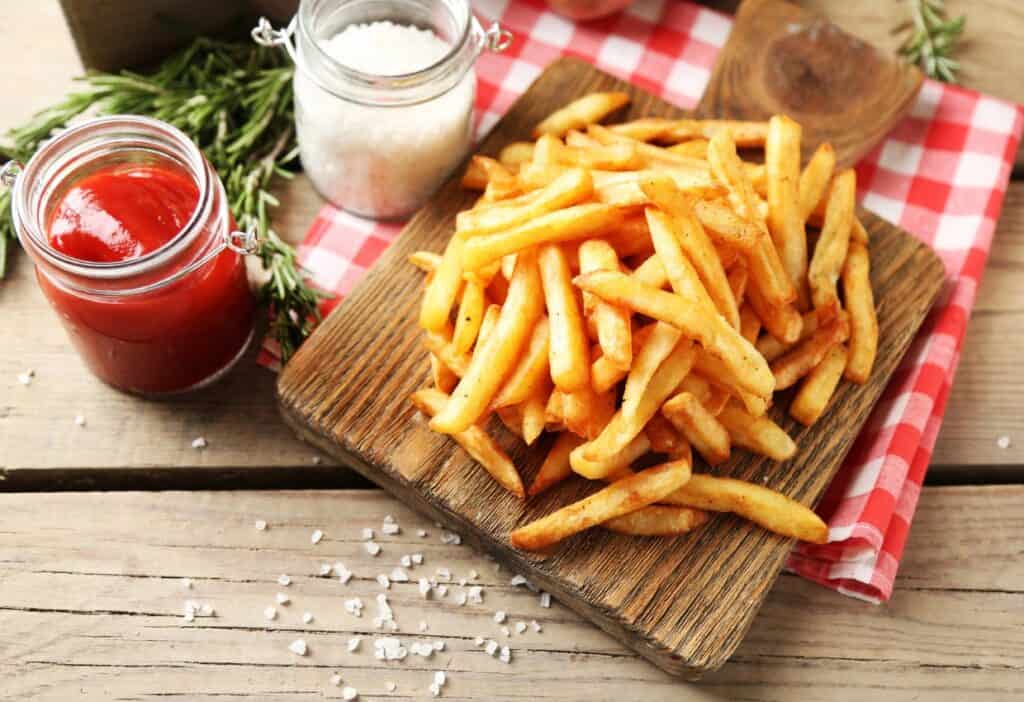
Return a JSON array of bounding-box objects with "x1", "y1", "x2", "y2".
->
[{"x1": 7, "y1": 116, "x2": 257, "y2": 395}]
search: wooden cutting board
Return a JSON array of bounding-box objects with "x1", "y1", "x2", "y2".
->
[{"x1": 277, "y1": 0, "x2": 941, "y2": 678}]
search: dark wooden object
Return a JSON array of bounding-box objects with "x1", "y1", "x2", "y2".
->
[
  {"x1": 697, "y1": 0, "x2": 924, "y2": 168},
  {"x1": 277, "y1": 3, "x2": 942, "y2": 678}
]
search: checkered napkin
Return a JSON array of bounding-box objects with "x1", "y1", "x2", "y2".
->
[{"x1": 258, "y1": 0, "x2": 1024, "y2": 602}]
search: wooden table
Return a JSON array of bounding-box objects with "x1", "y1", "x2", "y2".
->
[{"x1": 1, "y1": 2, "x2": 1022, "y2": 699}]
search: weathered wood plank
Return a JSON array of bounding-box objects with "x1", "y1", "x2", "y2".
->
[{"x1": 0, "y1": 487, "x2": 1020, "y2": 700}]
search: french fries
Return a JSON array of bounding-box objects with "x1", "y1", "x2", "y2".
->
[
  {"x1": 410, "y1": 94, "x2": 881, "y2": 552},
  {"x1": 603, "y1": 505, "x2": 709, "y2": 536},
  {"x1": 790, "y1": 344, "x2": 848, "y2": 426},
  {"x1": 662, "y1": 391, "x2": 731, "y2": 465},
  {"x1": 411, "y1": 388, "x2": 525, "y2": 498},
  {"x1": 841, "y1": 241, "x2": 878, "y2": 383},
  {"x1": 533, "y1": 92, "x2": 630, "y2": 138},
  {"x1": 538, "y1": 244, "x2": 591, "y2": 392},
  {"x1": 808, "y1": 169, "x2": 856, "y2": 321},
  {"x1": 510, "y1": 457, "x2": 691, "y2": 550},
  {"x1": 661, "y1": 473, "x2": 827, "y2": 543}
]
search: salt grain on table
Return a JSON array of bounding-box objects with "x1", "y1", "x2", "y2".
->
[
  {"x1": 432, "y1": 640, "x2": 445, "y2": 652},
  {"x1": 191, "y1": 437, "x2": 207, "y2": 450},
  {"x1": 474, "y1": 636, "x2": 485, "y2": 646},
  {"x1": 467, "y1": 585, "x2": 483, "y2": 604},
  {"x1": 288, "y1": 639, "x2": 308, "y2": 656},
  {"x1": 515, "y1": 621, "x2": 527, "y2": 634},
  {"x1": 417, "y1": 529, "x2": 428, "y2": 537},
  {"x1": 418, "y1": 578, "x2": 431, "y2": 598},
  {"x1": 347, "y1": 636, "x2": 361, "y2": 652},
  {"x1": 540, "y1": 592, "x2": 551, "y2": 608},
  {"x1": 341, "y1": 686, "x2": 358, "y2": 701},
  {"x1": 311, "y1": 529, "x2": 323, "y2": 544},
  {"x1": 264, "y1": 606, "x2": 277, "y2": 621},
  {"x1": 436, "y1": 567, "x2": 451, "y2": 581},
  {"x1": 382, "y1": 522, "x2": 400, "y2": 535},
  {"x1": 440, "y1": 531, "x2": 461, "y2": 545},
  {"x1": 435, "y1": 585, "x2": 447, "y2": 597},
  {"x1": 386, "y1": 681, "x2": 397, "y2": 692},
  {"x1": 501, "y1": 626, "x2": 510, "y2": 637},
  {"x1": 302, "y1": 611, "x2": 314, "y2": 624},
  {"x1": 494, "y1": 610, "x2": 507, "y2": 623},
  {"x1": 468, "y1": 569, "x2": 478, "y2": 580},
  {"x1": 330, "y1": 673, "x2": 342, "y2": 687},
  {"x1": 181, "y1": 577, "x2": 192, "y2": 589},
  {"x1": 411, "y1": 553, "x2": 424, "y2": 565},
  {"x1": 499, "y1": 645, "x2": 512, "y2": 664},
  {"x1": 278, "y1": 574, "x2": 291, "y2": 586},
  {"x1": 335, "y1": 562, "x2": 353, "y2": 584},
  {"x1": 376, "y1": 574, "x2": 390, "y2": 589},
  {"x1": 374, "y1": 637, "x2": 407, "y2": 661},
  {"x1": 319, "y1": 563, "x2": 332, "y2": 576},
  {"x1": 484, "y1": 639, "x2": 498, "y2": 656},
  {"x1": 74, "y1": 414, "x2": 86, "y2": 427},
  {"x1": 276, "y1": 592, "x2": 290, "y2": 605},
  {"x1": 390, "y1": 567, "x2": 409, "y2": 582},
  {"x1": 530, "y1": 620, "x2": 542, "y2": 633},
  {"x1": 365, "y1": 541, "x2": 381, "y2": 556},
  {"x1": 997, "y1": 435, "x2": 1012, "y2": 449},
  {"x1": 345, "y1": 598, "x2": 364, "y2": 617},
  {"x1": 254, "y1": 519, "x2": 267, "y2": 531},
  {"x1": 419, "y1": 620, "x2": 428, "y2": 632},
  {"x1": 400, "y1": 554, "x2": 412, "y2": 567},
  {"x1": 362, "y1": 528, "x2": 374, "y2": 540}
]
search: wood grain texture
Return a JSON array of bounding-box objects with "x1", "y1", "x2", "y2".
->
[
  {"x1": 697, "y1": 0, "x2": 922, "y2": 168},
  {"x1": 276, "y1": 56, "x2": 946, "y2": 676},
  {"x1": 0, "y1": 488, "x2": 1020, "y2": 701}
]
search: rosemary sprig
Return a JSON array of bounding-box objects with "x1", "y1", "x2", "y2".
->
[
  {"x1": 898, "y1": 0, "x2": 966, "y2": 83},
  {"x1": 0, "y1": 37, "x2": 328, "y2": 362}
]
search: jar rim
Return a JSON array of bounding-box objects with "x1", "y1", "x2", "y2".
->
[
  {"x1": 12, "y1": 115, "x2": 216, "y2": 284},
  {"x1": 294, "y1": 0, "x2": 480, "y2": 106}
]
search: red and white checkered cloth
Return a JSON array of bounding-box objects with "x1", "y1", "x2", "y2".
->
[{"x1": 259, "y1": 0, "x2": 1024, "y2": 602}]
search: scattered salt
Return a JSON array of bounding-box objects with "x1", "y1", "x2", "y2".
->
[
  {"x1": 254, "y1": 519, "x2": 267, "y2": 531},
  {"x1": 376, "y1": 574, "x2": 391, "y2": 589},
  {"x1": 435, "y1": 585, "x2": 447, "y2": 597},
  {"x1": 400, "y1": 554, "x2": 412, "y2": 568},
  {"x1": 342, "y1": 686, "x2": 358, "y2": 701},
  {"x1": 514, "y1": 621, "x2": 527, "y2": 634},
  {"x1": 347, "y1": 636, "x2": 362, "y2": 652},
  {"x1": 432, "y1": 640, "x2": 445, "y2": 652},
  {"x1": 484, "y1": 639, "x2": 498, "y2": 656},
  {"x1": 311, "y1": 529, "x2": 323, "y2": 544},
  {"x1": 440, "y1": 531, "x2": 461, "y2": 545},
  {"x1": 382, "y1": 522, "x2": 400, "y2": 536},
  {"x1": 474, "y1": 636, "x2": 485, "y2": 646},
  {"x1": 997, "y1": 435, "x2": 1012, "y2": 449},
  {"x1": 390, "y1": 568, "x2": 409, "y2": 582},
  {"x1": 419, "y1": 620, "x2": 429, "y2": 632},
  {"x1": 330, "y1": 673, "x2": 342, "y2": 686},
  {"x1": 191, "y1": 437, "x2": 207, "y2": 450},
  {"x1": 539, "y1": 592, "x2": 551, "y2": 608},
  {"x1": 467, "y1": 586, "x2": 483, "y2": 604},
  {"x1": 302, "y1": 611, "x2": 314, "y2": 624},
  {"x1": 17, "y1": 369, "x2": 35, "y2": 385},
  {"x1": 386, "y1": 681, "x2": 397, "y2": 692},
  {"x1": 199, "y1": 603, "x2": 214, "y2": 617},
  {"x1": 468, "y1": 569, "x2": 478, "y2": 580},
  {"x1": 530, "y1": 620, "x2": 542, "y2": 633},
  {"x1": 455, "y1": 592, "x2": 467, "y2": 606},
  {"x1": 365, "y1": 541, "x2": 381, "y2": 556},
  {"x1": 74, "y1": 414, "x2": 86, "y2": 427},
  {"x1": 411, "y1": 642, "x2": 434, "y2": 658},
  {"x1": 319, "y1": 563, "x2": 332, "y2": 576},
  {"x1": 277, "y1": 574, "x2": 291, "y2": 586},
  {"x1": 509, "y1": 574, "x2": 528, "y2": 587},
  {"x1": 374, "y1": 636, "x2": 407, "y2": 661},
  {"x1": 418, "y1": 577, "x2": 432, "y2": 598},
  {"x1": 362, "y1": 528, "x2": 375, "y2": 540},
  {"x1": 276, "y1": 592, "x2": 290, "y2": 605},
  {"x1": 289, "y1": 639, "x2": 308, "y2": 656},
  {"x1": 499, "y1": 645, "x2": 511, "y2": 664},
  {"x1": 493, "y1": 610, "x2": 507, "y2": 624},
  {"x1": 335, "y1": 562, "x2": 353, "y2": 584},
  {"x1": 436, "y1": 568, "x2": 451, "y2": 581},
  {"x1": 417, "y1": 529, "x2": 428, "y2": 538},
  {"x1": 345, "y1": 598, "x2": 364, "y2": 617},
  {"x1": 182, "y1": 578, "x2": 192, "y2": 590},
  {"x1": 312, "y1": 455, "x2": 323, "y2": 465},
  {"x1": 264, "y1": 606, "x2": 277, "y2": 621},
  {"x1": 500, "y1": 626, "x2": 510, "y2": 637},
  {"x1": 411, "y1": 553, "x2": 424, "y2": 565}
]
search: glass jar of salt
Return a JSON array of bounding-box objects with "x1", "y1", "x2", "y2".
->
[{"x1": 254, "y1": 0, "x2": 511, "y2": 220}]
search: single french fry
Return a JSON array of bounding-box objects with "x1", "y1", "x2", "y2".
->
[
  {"x1": 533, "y1": 91, "x2": 631, "y2": 138},
  {"x1": 809, "y1": 168, "x2": 856, "y2": 321},
  {"x1": 423, "y1": 331, "x2": 470, "y2": 378},
  {"x1": 603, "y1": 504, "x2": 709, "y2": 536},
  {"x1": 466, "y1": 156, "x2": 520, "y2": 201},
  {"x1": 499, "y1": 141, "x2": 535, "y2": 170},
  {"x1": 574, "y1": 271, "x2": 775, "y2": 399},
  {"x1": 757, "y1": 310, "x2": 819, "y2": 362},
  {"x1": 660, "y1": 473, "x2": 827, "y2": 543},
  {"x1": 799, "y1": 142, "x2": 836, "y2": 222},
  {"x1": 511, "y1": 457, "x2": 692, "y2": 550},
  {"x1": 668, "y1": 138, "x2": 709, "y2": 159},
  {"x1": 431, "y1": 252, "x2": 544, "y2": 434},
  {"x1": 694, "y1": 200, "x2": 762, "y2": 252},
  {"x1": 570, "y1": 430, "x2": 651, "y2": 479},
  {"x1": 841, "y1": 241, "x2": 878, "y2": 383},
  {"x1": 692, "y1": 351, "x2": 768, "y2": 417},
  {"x1": 645, "y1": 209, "x2": 716, "y2": 311},
  {"x1": 547, "y1": 137, "x2": 644, "y2": 171},
  {"x1": 462, "y1": 203, "x2": 628, "y2": 271},
  {"x1": 409, "y1": 250, "x2": 442, "y2": 273},
  {"x1": 411, "y1": 388, "x2": 524, "y2": 498},
  {"x1": 643, "y1": 182, "x2": 740, "y2": 329},
  {"x1": 607, "y1": 117, "x2": 675, "y2": 141},
  {"x1": 451, "y1": 280, "x2": 486, "y2": 355},
  {"x1": 491, "y1": 316, "x2": 550, "y2": 409},
  {"x1": 456, "y1": 168, "x2": 593, "y2": 238},
  {"x1": 522, "y1": 387, "x2": 549, "y2": 446},
  {"x1": 772, "y1": 314, "x2": 850, "y2": 391},
  {"x1": 663, "y1": 119, "x2": 770, "y2": 148},
  {"x1": 527, "y1": 431, "x2": 584, "y2": 497},
  {"x1": 746, "y1": 279, "x2": 803, "y2": 344},
  {"x1": 790, "y1": 344, "x2": 848, "y2": 426},
  {"x1": 662, "y1": 391, "x2": 732, "y2": 465},
  {"x1": 579, "y1": 240, "x2": 632, "y2": 370},
  {"x1": 765, "y1": 115, "x2": 809, "y2": 306},
  {"x1": 476, "y1": 303, "x2": 502, "y2": 348},
  {"x1": 631, "y1": 254, "x2": 669, "y2": 289},
  {"x1": 727, "y1": 262, "x2": 748, "y2": 306},
  {"x1": 419, "y1": 235, "x2": 465, "y2": 332},
  {"x1": 645, "y1": 413, "x2": 687, "y2": 455},
  {"x1": 851, "y1": 216, "x2": 870, "y2": 245},
  {"x1": 739, "y1": 304, "x2": 761, "y2": 344},
  {"x1": 430, "y1": 352, "x2": 458, "y2": 394},
  {"x1": 717, "y1": 400, "x2": 796, "y2": 461},
  {"x1": 576, "y1": 338, "x2": 697, "y2": 475},
  {"x1": 588, "y1": 124, "x2": 713, "y2": 171},
  {"x1": 538, "y1": 244, "x2": 590, "y2": 393}
]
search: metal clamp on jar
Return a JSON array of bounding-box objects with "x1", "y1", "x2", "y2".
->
[{"x1": 254, "y1": 0, "x2": 512, "y2": 220}]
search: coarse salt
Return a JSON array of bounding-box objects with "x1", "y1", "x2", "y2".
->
[
  {"x1": 74, "y1": 414, "x2": 86, "y2": 427},
  {"x1": 376, "y1": 574, "x2": 391, "y2": 589},
  {"x1": 277, "y1": 574, "x2": 291, "y2": 586},
  {"x1": 400, "y1": 554, "x2": 412, "y2": 568},
  {"x1": 514, "y1": 621, "x2": 527, "y2": 634},
  {"x1": 432, "y1": 640, "x2": 445, "y2": 652},
  {"x1": 330, "y1": 673, "x2": 342, "y2": 686},
  {"x1": 539, "y1": 592, "x2": 551, "y2": 608},
  {"x1": 484, "y1": 639, "x2": 498, "y2": 656},
  {"x1": 17, "y1": 369, "x2": 35, "y2": 385},
  {"x1": 319, "y1": 563, "x2": 332, "y2": 576},
  {"x1": 997, "y1": 435, "x2": 1012, "y2": 449},
  {"x1": 347, "y1": 636, "x2": 362, "y2": 652},
  {"x1": 289, "y1": 639, "x2": 308, "y2": 656},
  {"x1": 342, "y1": 686, "x2": 358, "y2": 701},
  {"x1": 509, "y1": 574, "x2": 528, "y2": 587},
  {"x1": 418, "y1": 577, "x2": 432, "y2": 598},
  {"x1": 467, "y1": 586, "x2": 483, "y2": 604},
  {"x1": 191, "y1": 437, "x2": 207, "y2": 450},
  {"x1": 474, "y1": 636, "x2": 485, "y2": 646},
  {"x1": 311, "y1": 529, "x2": 323, "y2": 544},
  {"x1": 440, "y1": 531, "x2": 461, "y2": 545},
  {"x1": 411, "y1": 553, "x2": 424, "y2": 565},
  {"x1": 493, "y1": 610, "x2": 506, "y2": 624},
  {"x1": 386, "y1": 681, "x2": 397, "y2": 692},
  {"x1": 362, "y1": 528, "x2": 375, "y2": 540},
  {"x1": 294, "y1": 21, "x2": 475, "y2": 219},
  {"x1": 500, "y1": 626, "x2": 510, "y2": 637},
  {"x1": 181, "y1": 578, "x2": 192, "y2": 589},
  {"x1": 365, "y1": 541, "x2": 381, "y2": 556},
  {"x1": 436, "y1": 568, "x2": 451, "y2": 581},
  {"x1": 419, "y1": 620, "x2": 429, "y2": 632},
  {"x1": 499, "y1": 646, "x2": 511, "y2": 664},
  {"x1": 264, "y1": 606, "x2": 277, "y2": 621},
  {"x1": 302, "y1": 611, "x2": 314, "y2": 624},
  {"x1": 468, "y1": 569, "x2": 478, "y2": 580},
  {"x1": 374, "y1": 636, "x2": 407, "y2": 661},
  {"x1": 345, "y1": 598, "x2": 364, "y2": 617},
  {"x1": 276, "y1": 592, "x2": 290, "y2": 605},
  {"x1": 390, "y1": 568, "x2": 409, "y2": 582},
  {"x1": 335, "y1": 562, "x2": 353, "y2": 584},
  {"x1": 417, "y1": 529, "x2": 428, "y2": 538},
  {"x1": 530, "y1": 620, "x2": 542, "y2": 633},
  {"x1": 254, "y1": 519, "x2": 267, "y2": 531}
]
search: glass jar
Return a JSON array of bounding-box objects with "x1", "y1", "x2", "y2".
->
[
  {"x1": 7, "y1": 116, "x2": 258, "y2": 396},
  {"x1": 254, "y1": 0, "x2": 511, "y2": 220}
]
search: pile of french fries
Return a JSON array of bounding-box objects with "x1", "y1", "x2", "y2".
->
[{"x1": 408, "y1": 91, "x2": 878, "y2": 551}]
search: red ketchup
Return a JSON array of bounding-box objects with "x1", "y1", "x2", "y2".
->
[{"x1": 39, "y1": 163, "x2": 255, "y2": 394}]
